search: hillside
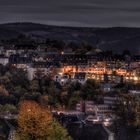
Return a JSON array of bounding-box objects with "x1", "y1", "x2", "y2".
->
[{"x1": 0, "y1": 22, "x2": 140, "y2": 54}]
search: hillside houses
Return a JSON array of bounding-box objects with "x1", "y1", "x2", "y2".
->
[{"x1": 0, "y1": 44, "x2": 139, "y2": 84}]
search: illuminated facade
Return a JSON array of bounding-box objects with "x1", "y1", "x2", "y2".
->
[{"x1": 7, "y1": 53, "x2": 140, "y2": 83}]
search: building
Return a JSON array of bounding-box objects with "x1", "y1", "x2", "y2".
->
[
  {"x1": 128, "y1": 90, "x2": 140, "y2": 96},
  {"x1": 0, "y1": 57, "x2": 9, "y2": 65},
  {"x1": 95, "y1": 104, "x2": 112, "y2": 116},
  {"x1": 104, "y1": 96, "x2": 117, "y2": 106}
]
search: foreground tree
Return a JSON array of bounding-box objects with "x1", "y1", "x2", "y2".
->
[
  {"x1": 48, "y1": 121, "x2": 72, "y2": 140},
  {"x1": 17, "y1": 100, "x2": 72, "y2": 140},
  {"x1": 115, "y1": 93, "x2": 140, "y2": 127},
  {"x1": 80, "y1": 79, "x2": 102, "y2": 103}
]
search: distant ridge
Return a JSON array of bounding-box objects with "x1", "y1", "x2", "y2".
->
[{"x1": 0, "y1": 22, "x2": 140, "y2": 54}]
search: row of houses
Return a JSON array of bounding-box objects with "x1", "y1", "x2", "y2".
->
[
  {"x1": 76, "y1": 95, "x2": 117, "y2": 116},
  {"x1": 0, "y1": 46, "x2": 139, "y2": 83}
]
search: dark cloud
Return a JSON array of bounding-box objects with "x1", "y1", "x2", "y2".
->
[{"x1": 0, "y1": 0, "x2": 140, "y2": 27}]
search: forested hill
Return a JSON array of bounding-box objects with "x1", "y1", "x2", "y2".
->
[{"x1": 0, "y1": 22, "x2": 140, "y2": 54}]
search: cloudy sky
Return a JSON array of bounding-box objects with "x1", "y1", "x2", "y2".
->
[{"x1": 0, "y1": 0, "x2": 140, "y2": 27}]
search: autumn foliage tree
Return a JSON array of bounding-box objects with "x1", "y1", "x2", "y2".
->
[
  {"x1": 17, "y1": 100, "x2": 52, "y2": 140},
  {"x1": 17, "y1": 100, "x2": 72, "y2": 140}
]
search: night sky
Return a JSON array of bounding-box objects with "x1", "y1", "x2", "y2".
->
[{"x1": 1, "y1": 0, "x2": 140, "y2": 27}]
